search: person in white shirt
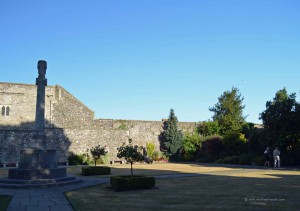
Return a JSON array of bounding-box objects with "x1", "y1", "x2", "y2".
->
[{"x1": 273, "y1": 147, "x2": 281, "y2": 168}]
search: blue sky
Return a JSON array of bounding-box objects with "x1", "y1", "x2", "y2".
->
[{"x1": 1, "y1": 1, "x2": 299, "y2": 123}]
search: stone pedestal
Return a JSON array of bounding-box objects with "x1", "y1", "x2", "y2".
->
[{"x1": 8, "y1": 149, "x2": 67, "y2": 180}]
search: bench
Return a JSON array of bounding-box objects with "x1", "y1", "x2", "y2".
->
[
  {"x1": 110, "y1": 160, "x2": 125, "y2": 164},
  {"x1": 0, "y1": 163, "x2": 18, "y2": 168}
]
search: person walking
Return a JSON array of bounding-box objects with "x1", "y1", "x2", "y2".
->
[
  {"x1": 264, "y1": 147, "x2": 271, "y2": 167},
  {"x1": 273, "y1": 147, "x2": 281, "y2": 168}
]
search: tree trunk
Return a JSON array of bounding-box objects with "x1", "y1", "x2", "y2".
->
[{"x1": 131, "y1": 162, "x2": 133, "y2": 175}]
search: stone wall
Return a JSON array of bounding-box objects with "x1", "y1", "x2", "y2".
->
[
  {"x1": 0, "y1": 119, "x2": 197, "y2": 163},
  {"x1": 0, "y1": 128, "x2": 70, "y2": 163},
  {"x1": 0, "y1": 83, "x2": 37, "y2": 129},
  {"x1": 0, "y1": 82, "x2": 197, "y2": 164},
  {"x1": 51, "y1": 87, "x2": 95, "y2": 129}
]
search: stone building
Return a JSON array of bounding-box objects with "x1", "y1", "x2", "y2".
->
[{"x1": 0, "y1": 82, "x2": 196, "y2": 165}]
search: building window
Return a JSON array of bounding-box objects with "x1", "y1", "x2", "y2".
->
[
  {"x1": 6, "y1": 106, "x2": 10, "y2": 116},
  {"x1": 1, "y1": 106, "x2": 10, "y2": 116}
]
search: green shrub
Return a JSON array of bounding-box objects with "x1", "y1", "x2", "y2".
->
[
  {"x1": 223, "y1": 132, "x2": 247, "y2": 156},
  {"x1": 82, "y1": 166, "x2": 111, "y2": 176},
  {"x1": 221, "y1": 156, "x2": 239, "y2": 164},
  {"x1": 182, "y1": 130, "x2": 201, "y2": 161},
  {"x1": 151, "y1": 151, "x2": 161, "y2": 161},
  {"x1": 238, "y1": 154, "x2": 253, "y2": 165},
  {"x1": 146, "y1": 142, "x2": 155, "y2": 157},
  {"x1": 253, "y1": 156, "x2": 264, "y2": 166},
  {"x1": 110, "y1": 175, "x2": 155, "y2": 191},
  {"x1": 99, "y1": 154, "x2": 110, "y2": 164},
  {"x1": 201, "y1": 136, "x2": 225, "y2": 162},
  {"x1": 68, "y1": 153, "x2": 88, "y2": 165}
]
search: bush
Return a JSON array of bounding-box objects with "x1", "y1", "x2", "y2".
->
[
  {"x1": 253, "y1": 156, "x2": 264, "y2": 166},
  {"x1": 82, "y1": 166, "x2": 111, "y2": 176},
  {"x1": 110, "y1": 175, "x2": 155, "y2": 191},
  {"x1": 223, "y1": 132, "x2": 247, "y2": 156},
  {"x1": 215, "y1": 156, "x2": 239, "y2": 164},
  {"x1": 238, "y1": 154, "x2": 253, "y2": 165},
  {"x1": 151, "y1": 151, "x2": 161, "y2": 161},
  {"x1": 68, "y1": 153, "x2": 88, "y2": 165},
  {"x1": 201, "y1": 136, "x2": 225, "y2": 162},
  {"x1": 198, "y1": 120, "x2": 220, "y2": 136},
  {"x1": 182, "y1": 130, "x2": 201, "y2": 161},
  {"x1": 146, "y1": 142, "x2": 155, "y2": 157}
]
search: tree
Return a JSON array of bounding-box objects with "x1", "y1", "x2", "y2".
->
[
  {"x1": 117, "y1": 139, "x2": 144, "y2": 175},
  {"x1": 198, "y1": 120, "x2": 220, "y2": 136},
  {"x1": 160, "y1": 109, "x2": 184, "y2": 159},
  {"x1": 260, "y1": 88, "x2": 300, "y2": 164},
  {"x1": 209, "y1": 87, "x2": 246, "y2": 135},
  {"x1": 90, "y1": 145, "x2": 107, "y2": 166}
]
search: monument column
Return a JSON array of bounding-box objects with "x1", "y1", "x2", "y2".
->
[
  {"x1": 1, "y1": 60, "x2": 82, "y2": 187},
  {"x1": 33, "y1": 60, "x2": 47, "y2": 149}
]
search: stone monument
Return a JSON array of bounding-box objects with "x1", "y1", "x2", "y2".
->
[{"x1": 0, "y1": 60, "x2": 82, "y2": 188}]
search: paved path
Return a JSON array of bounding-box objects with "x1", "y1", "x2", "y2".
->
[{"x1": 0, "y1": 177, "x2": 109, "y2": 211}]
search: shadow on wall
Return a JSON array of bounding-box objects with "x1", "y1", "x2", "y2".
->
[{"x1": 0, "y1": 120, "x2": 71, "y2": 166}]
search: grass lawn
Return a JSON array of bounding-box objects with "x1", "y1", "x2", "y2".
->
[
  {"x1": 0, "y1": 195, "x2": 12, "y2": 211},
  {"x1": 65, "y1": 163, "x2": 300, "y2": 210}
]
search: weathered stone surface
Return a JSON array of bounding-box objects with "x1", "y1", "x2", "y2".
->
[{"x1": 0, "y1": 82, "x2": 197, "y2": 163}]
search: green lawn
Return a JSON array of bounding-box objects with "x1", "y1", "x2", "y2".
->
[
  {"x1": 65, "y1": 164, "x2": 300, "y2": 210},
  {"x1": 0, "y1": 195, "x2": 12, "y2": 211}
]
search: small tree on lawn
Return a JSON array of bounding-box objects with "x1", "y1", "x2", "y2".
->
[
  {"x1": 90, "y1": 145, "x2": 107, "y2": 166},
  {"x1": 117, "y1": 139, "x2": 144, "y2": 175}
]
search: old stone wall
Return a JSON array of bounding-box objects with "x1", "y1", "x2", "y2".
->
[
  {"x1": 0, "y1": 128, "x2": 70, "y2": 163},
  {"x1": 0, "y1": 82, "x2": 197, "y2": 164},
  {"x1": 0, "y1": 83, "x2": 37, "y2": 129},
  {"x1": 51, "y1": 87, "x2": 95, "y2": 129},
  {"x1": 0, "y1": 83, "x2": 94, "y2": 130}
]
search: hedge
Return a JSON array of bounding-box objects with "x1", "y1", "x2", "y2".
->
[
  {"x1": 110, "y1": 175, "x2": 155, "y2": 191},
  {"x1": 82, "y1": 166, "x2": 111, "y2": 176}
]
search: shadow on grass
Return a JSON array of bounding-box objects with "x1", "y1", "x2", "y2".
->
[{"x1": 65, "y1": 163, "x2": 300, "y2": 210}]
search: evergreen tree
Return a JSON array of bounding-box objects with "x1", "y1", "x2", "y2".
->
[
  {"x1": 160, "y1": 109, "x2": 184, "y2": 159},
  {"x1": 209, "y1": 87, "x2": 246, "y2": 135}
]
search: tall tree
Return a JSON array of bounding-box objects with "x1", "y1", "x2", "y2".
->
[
  {"x1": 160, "y1": 109, "x2": 184, "y2": 159},
  {"x1": 209, "y1": 87, "x2": 246, "y2": 135},
  {"x1": 260, "y1": 88, "x2": 299, "y2": 150}
]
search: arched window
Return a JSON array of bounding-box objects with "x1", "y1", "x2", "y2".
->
[
  {"x1": 1, "y1": 106, "x2": 5, "y2": 116},
  {"x1": 6, "y1": 106, "x2": 10, "y2": 116}
]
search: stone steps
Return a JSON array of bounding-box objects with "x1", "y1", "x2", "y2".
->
[{"x1": 0, "y1": 176, "x2": 83, "y2": 189}]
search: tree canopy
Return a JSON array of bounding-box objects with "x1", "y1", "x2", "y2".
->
[
  {"x1": 260, "y1": 88, "x2": 300, "y2": 148},
  {"x1": 209, "y1": 87, "x2": 246, "y2": 135},
  {"x1": 117, "y1": 139, "x2": 144, "y2": 175},
  {"x1": 90, "y1": 144, "x2": 107, "y2": 166}
]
